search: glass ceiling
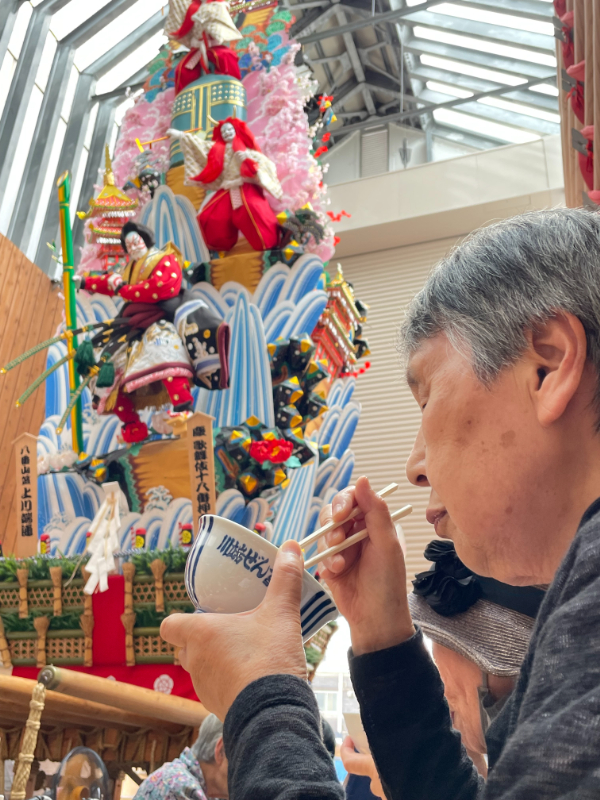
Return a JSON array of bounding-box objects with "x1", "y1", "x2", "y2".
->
[
  {"x1": 0, "y1": 0, "x2": 170, "y2": 272},
  {"x1": 291, "y1": 0, "x2": 559, "y2": 149}
]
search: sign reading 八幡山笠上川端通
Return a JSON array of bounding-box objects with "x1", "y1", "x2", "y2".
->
[{"x1": 12, "y1": 432, "x2": 38, "y2": 558}]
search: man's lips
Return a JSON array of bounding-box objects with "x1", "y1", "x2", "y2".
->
[{"x1": 426, "y1": 509, "x2": 447, "y2": 535}]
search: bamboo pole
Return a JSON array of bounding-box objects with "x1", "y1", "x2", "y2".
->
[
  {"x1": 33, "y1": 617, "x2": 50, "y2": 668},
  {"x1": 56, "y1": 170, "x2": 83, "y2": 453},
  {"x1": 121, "y1": 610, "x2": 136, "y2": 667},
  {"x1": 584, "y1": 0, "x2": 593, "y2": 128},
  {"x1": 10, "y1": 682, "x2": 46, "y2": 800},
  {"x1": 16, "y1": 568, "x2": 28, "y2": 619},
  {"x1": 122, "y1": 562, "x2": 136, "y2": 667},
  {"x1": 49, "y1": 566, "x2": 62, "y2": 616},
  {"x1": 37, "y1": 667, "x2": 208, "y2": 727},
  {"x1": 81, "y1": 569, "x2": 94, "y2": 667},
  {"x1": 0, "y1": 676, "x2": 189, "y2": 734},
  {"x1": 557, "y1": 40, "x2": 575, "y2": 206},
  {"x1": 0, "y1": 616, "x2": 12, "y2": 668},
  {"x1": 150, "y1": 560, "x2": 167, "y2": 613},
  {"x1": 593, "y1": 1, "x2": 600, "y2": 190}
]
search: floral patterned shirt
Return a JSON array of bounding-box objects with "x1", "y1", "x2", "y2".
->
[{"x1": 134, "y1": 747, "x2": 209, "y2": 800}]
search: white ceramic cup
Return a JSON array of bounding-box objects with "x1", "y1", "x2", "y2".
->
[{"x1": 185, "y1": 515, "x2": 338, "y2": 642}]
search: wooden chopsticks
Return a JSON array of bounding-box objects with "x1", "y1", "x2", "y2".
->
[
  {"x1": 304, "y1": 504, "x2": 412, "y2": 570},
  {"x1": 298, "y1": 482, "x2": 400, "y2": 550}
]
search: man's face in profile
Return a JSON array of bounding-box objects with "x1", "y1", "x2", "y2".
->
[{"x1": 405, "y1": 333, "x2": 556, "y2": 585}]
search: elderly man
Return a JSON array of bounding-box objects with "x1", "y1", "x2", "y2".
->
[
  {"x1": 162, "y1": 208, "x2": 600, "y2": 799},
  {"x1": 134, "y1": 714, "x2": 228, "y2": 800}
]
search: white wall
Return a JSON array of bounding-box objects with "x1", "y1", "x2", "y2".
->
[{"x1": 327, "y1": 134, "x2": 565, "y2": 257}]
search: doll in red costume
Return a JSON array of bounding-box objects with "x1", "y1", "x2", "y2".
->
[
  {"x1": 78, "y1": 222, "x2": 195, "y2": 444},
  {"x1": 170, "y1": 118, "x2": 283, "y2": 252},
  {"x1": 165, "y1": 0, "x2": 242, "y2": 94}
]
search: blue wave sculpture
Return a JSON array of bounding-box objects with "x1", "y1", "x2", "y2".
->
[{"x1": 36, "y1": 246, "x2": 362, "y2": 556}]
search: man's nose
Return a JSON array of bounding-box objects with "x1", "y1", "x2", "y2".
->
[{"x1": 406, "y1": 426, "x2": 429, "y2": 487}]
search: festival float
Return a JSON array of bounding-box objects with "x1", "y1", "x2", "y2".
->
[{"x1": 0, "y1": 0, "x2": 371, "y2": 757}]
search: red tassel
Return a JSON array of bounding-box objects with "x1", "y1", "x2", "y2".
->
[
  {"x1": 566, "y1": 82, "x2": 585, "y2": 124},
  {"x1": 327, "y1": 210, "x2": 352, "y2": 222},
  {"x1": 578, "y1": 142, "x2": 594, "y2": 190}
]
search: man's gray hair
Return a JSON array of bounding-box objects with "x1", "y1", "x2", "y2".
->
[
  {"x1": 191, "y1": 714, "x2": 224, "y2": 764},
  {"x1": 400, "y1": 208, "x2": 600, "y2": 415}
]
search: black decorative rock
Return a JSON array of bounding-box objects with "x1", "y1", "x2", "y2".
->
[
  {"x1": 276, "y1": 404, "x2": 303, "y2": 430},
  {"x1": 273, "y1": 376, "x2": 303, "y2": 409}
]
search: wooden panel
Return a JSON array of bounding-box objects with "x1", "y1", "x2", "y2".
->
[{"x1": 0, "y1": 234, "x2": 64, "y2": 556}]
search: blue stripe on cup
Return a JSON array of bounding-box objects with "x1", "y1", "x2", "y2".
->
[
  {"x1": 301, "y1": 597, "x2": 335, "y2": 629},
  {"x1": 301, "y1": 590, "x2": 326, "y2": 617},
  {"x1": 301, "y1": 603, "x2": 337, "y2": 639},
  {"x1": 185, "y1": 516, "x2": 213, "y2": 608}
]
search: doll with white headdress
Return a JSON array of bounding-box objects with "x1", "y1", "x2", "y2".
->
[{"x1": 166, "y1": 0, "x2": 242, "y2": 93}]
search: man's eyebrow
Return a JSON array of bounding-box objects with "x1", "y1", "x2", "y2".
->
[{"x1": 405, "y1": 368, "x2": 419, "y2": 388}]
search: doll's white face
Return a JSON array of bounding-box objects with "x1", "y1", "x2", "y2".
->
[
  {"x1": 125, "y1": 231, "x2": 147, "y2": 260},
  {"x1": 221, "y1": 123, "x2": 235, "y2": 143}
]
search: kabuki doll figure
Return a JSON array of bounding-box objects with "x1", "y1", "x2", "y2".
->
[
  {"x1": 170, "y1": 118, "x2": 283, "y2": 252},
  {"x1": 165, "y1": 0, "x2": 242, "y2": 93},
  {"x1": 77, "y1": 222, "x2": 195, "y2": 444}
]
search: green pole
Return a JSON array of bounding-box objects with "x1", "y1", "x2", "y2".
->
[{"x1": 56, "y1": 170, "x2": 84, "y2": 454}]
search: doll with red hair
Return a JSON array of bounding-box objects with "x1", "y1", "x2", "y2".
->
[{"x1": 169, "y1": 118, "x2": 283, "y2": 252}]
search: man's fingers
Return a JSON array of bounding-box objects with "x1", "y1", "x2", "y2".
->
[
  {"x1": 340, "y1": 737, "x2": 373, "y2": 777},
  {"x1": 160, "y1": 612, "x2": 194, "y2": 647},
  {"x1": 331, "y1": 485, "x2": 356, "y2": 521},
  {"x1": 318, "y1": 503, "x2": 333, "y2": 527},
  {"x1": 262, "y1": 539, "x2": 304, "y2": 618},
  {"x1": 355, "y1": 475, "x2": 400, "y2": 549}
]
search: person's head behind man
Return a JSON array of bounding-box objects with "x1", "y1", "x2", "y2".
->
[
  {"x1": 192, "y1": 714, "x2": 229, "y2": 798},
  {"x1": 403, "y1": 208, "x2": 600, "y2": 585},
  {"x1": 134, "y1": 713, "x2": 228, "y2": 800}
]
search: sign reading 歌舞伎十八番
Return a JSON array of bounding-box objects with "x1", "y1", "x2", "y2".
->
[{"x1": 186, "y1": 412, "x2": 216, "y2": 538}]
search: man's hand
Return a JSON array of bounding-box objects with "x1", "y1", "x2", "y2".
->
[
  {"x1": 160, "y1": 540, "x2": 308, "y2": 720},
  {"x1": 340, "y1": 737, "x2": 385, "y2": 799},
  {"x1": 317, "y1": 476, "x2": 414, "y2": 655},
  {"x1": 107, "y1": 273, "x2": 124, "y2": 293}
]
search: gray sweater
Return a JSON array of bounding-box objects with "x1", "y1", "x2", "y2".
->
[{"x1": 223, "y1": 498, "x2": 600, "y2": 799}]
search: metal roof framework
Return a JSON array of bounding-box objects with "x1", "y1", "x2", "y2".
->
[
  {"x1": 0, "y1": 0, "x2": 166, "y2": 274},
  {"x1": 290, "y1": 0, "x2": 559, "y2": 153},
  {"x1": 0, "y1": 0, "x2": 560, "y2": 273}
]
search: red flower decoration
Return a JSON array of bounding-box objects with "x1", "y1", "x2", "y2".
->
[
  {"x1": 314, "y1": 145, "x2": 328, "y2": 158},
  {"x1": 250, "y1": 439, "x2": 294, "y2": 464}
]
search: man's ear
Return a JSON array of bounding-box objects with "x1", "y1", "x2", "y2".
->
[
  {"x1": 214, "y1": 736, "x2": 225, "y2": 765},
  {"x1": 528, "y1": 312, "x2": 588, "y2": 427}
]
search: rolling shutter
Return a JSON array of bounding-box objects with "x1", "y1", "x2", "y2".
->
[
  {"x1": 341, "y1": 236, "x2": 461, "y2": 588},
  {"x1": 360, "y1": 128, "x2": 388, "y2": 178}
]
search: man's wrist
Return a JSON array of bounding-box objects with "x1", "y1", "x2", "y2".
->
[{"x1": 351, "y1": 623, "x2": 415, "y2": 656}]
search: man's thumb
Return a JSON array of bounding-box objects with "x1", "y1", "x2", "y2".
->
[{"x1": 263, "y1": 539, "x2": 304, "y2": 618}]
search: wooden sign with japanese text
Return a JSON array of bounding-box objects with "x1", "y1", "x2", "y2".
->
[
  {"x1": 186, "y1": 412, "x2": 216, "y2": 537},
  {"x1": 12, "y1": 432, "x2": 38, "y2": 558}
]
